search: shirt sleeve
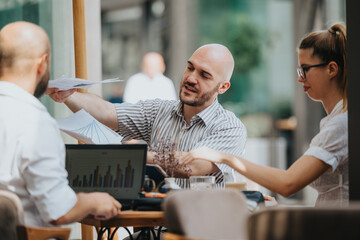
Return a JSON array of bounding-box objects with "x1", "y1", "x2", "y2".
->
[
  {"x1": 115, "y1": 99, "x2": 162, "y2": 143},
  {"x1": 303, "y1": 114, "x2": 348, "y2": 172},
  {"x1": 20, "y1": 117, "x2": 77, "y2": 223}
]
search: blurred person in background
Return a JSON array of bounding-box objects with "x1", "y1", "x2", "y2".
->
[
  {"x1": 123, "y1": 52, "x2": 177, "y2": 103},
  {"x1": 183, "y1": 23, "x2": 348, "y2": 206}
]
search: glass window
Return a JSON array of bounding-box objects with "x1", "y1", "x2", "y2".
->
[{"x1": 0, "y1": 0, "x2": 75, "y2": 142}]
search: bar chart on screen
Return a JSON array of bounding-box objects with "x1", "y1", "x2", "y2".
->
[
  {"x1": 66, "y1": 148, "x2": 145, "y2": 198},
  {"x1": 70, "y1": 160, "x2": 135, "y2": 188}
]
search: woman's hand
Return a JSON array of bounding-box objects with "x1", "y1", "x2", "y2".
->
[{"x1": 181, "y1": 147, "x2": 226, "y2": 166}]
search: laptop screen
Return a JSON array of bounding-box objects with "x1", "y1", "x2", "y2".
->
[{"x1": 65, "y1": 144, "x2": 147, "y2": 202}]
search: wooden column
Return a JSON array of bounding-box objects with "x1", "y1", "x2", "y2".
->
[
  {"x1": 72, "y1": 1, "x2": 119, "y2": 239},
  {"x1": 72, "y1": 1, "x2": 93, "y2": 239},
  {"x1": 73, "y1": 0, "x2": 88, "y2": 87}
]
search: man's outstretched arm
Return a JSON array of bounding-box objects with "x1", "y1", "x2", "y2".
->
[{"x1": 46, "y1": 88, "x2": 119, "y2": 130}]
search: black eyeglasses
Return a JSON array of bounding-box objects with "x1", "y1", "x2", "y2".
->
[{"x1": 297, "y1": 62, "x2": 328, "y2": 80}]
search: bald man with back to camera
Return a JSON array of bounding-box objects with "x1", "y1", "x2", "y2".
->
[
  {"x1": 47, "y1": 44, "x2": 247, "y2": 188},
  {"x1": 0, "y1": 21, "x2": 121, "y2": 227}
]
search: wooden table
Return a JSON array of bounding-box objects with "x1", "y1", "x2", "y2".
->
[{"x1": 80, "y1": 211, "x2": 165, "y2": 240}]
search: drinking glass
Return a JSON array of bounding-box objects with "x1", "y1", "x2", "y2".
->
[{"x1": 189, "y1": 176, "x2": 215, "y2": 190}]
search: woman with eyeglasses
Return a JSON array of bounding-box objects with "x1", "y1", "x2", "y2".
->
[{"x1": 182, "y1": 23, "x2": 348, "y2": 206}]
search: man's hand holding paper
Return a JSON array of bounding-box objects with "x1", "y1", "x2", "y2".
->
[
  {"x1": 45, "y1": 88, "x2": 76, "y2": 103},
  {"x1": 48, "y1": 76, "x2": 123, "y2": 91},
  {"x1": 46, "y1": 76, "x2": 123, "y2": 103}
]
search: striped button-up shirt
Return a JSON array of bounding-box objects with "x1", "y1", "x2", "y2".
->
[{"x1": 115, "y1": 98, "x2": 247, "y2": 188}]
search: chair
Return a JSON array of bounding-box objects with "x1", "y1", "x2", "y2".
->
[
  {"x1": 163, "y1": 189, "x2": 250, "y2": 240},
  {"x1": 16, "y1": 226, "x2": 71, "y2": 240},
  {"x1": 164, "y1": 232, "x2": 204, "y2": 240},
  {"x1": 247, "y1": 205, "x2": 360, "y2": 240},
  {"x1": 0, "y1": 190, "x2": 71, "y2": 240},
  {"x1": 0, "y1": 190, "x2": 20, "y2": 239}
]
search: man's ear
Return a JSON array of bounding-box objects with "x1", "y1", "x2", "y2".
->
[
  {"x1": 328, "y1": 61, "x2": 339, "y2": 79},
  {"x1": 37, "y1": 54, "x2": 48, "y2": 77},
  {"x1": 217, "y1": 81, "x2": 230, "y2": 94}
]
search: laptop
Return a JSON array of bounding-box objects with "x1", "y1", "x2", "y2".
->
[{"x1": 65, "y1": 144, "x2": 147, "y2": 210}]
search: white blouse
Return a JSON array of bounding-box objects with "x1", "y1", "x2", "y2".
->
[{"x1": 304, "y1": 100, "x2": 348, "y2": 206}]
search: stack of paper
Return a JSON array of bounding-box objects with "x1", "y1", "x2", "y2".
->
[
  {"x1": 48, "y1": 76, "x2": 123, "y2": 91},
  {"x1": 57, "y1": 109, "x2": 122, "y2": 144}
]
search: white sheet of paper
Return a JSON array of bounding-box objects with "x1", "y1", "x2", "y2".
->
[
  {"x1": 48, "y1": 76, "x2": 123, "y2": 91},
  {"x1": 57, "y1": 109, "x2": 122, "y2": 144}
]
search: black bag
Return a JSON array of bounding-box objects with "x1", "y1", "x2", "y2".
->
[
  {"x1": 241, "y1": 190, "x2": 265, "y2": 204},
  {"x1": 133, "y1": 197, "x2": 164, "y2": 211},
  {"x1": 241, "y1": 190, "x2": 265, "y2": 211}
]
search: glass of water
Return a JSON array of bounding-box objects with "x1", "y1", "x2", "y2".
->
[{"x1": 189, "y1": 176, "x2": 215, "y2": 190}]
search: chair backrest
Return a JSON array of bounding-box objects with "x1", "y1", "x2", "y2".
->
[
  {"x1": 0, "y1": 190, "x2": 22, "y2": 240},
  {"x1": 164, "y1": 232, "x2": 205, "y2": 240},
  {"x1": 247, "y1": 205, "x2": 360, "y2": 240},
  {"x1": 17, "y1": 225, "x2": 71, "y2": 240},
  {"x1": 163, "y1": 189, "x2": 249, "y2": 240},
  {"x1": 0, "y1": 189, "x2": 71, "y2": 240}
]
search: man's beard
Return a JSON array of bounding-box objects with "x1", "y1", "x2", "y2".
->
[
  {"x1": 180, "y1": 82, "x2": 220, "y2": 107},
  {"x1": 34, "y1": 68, "x2": 50, "y2": 99}
]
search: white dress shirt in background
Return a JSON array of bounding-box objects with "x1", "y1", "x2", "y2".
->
[{"x1": 123, "y1": 72, "x2": 177, "y2": 103}]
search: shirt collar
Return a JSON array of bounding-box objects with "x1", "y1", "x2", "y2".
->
[
  {"x1": 329, "y1": 99, "x2": 344, "y2": 116},
  {"x1": 0, "y1": 81, "x2": 46, "y2": 111},
  {"x1": 196, "y1": 98, "x2": 220, "y2": 125},
  {"x1": 172, "y1": 98, "x2": 220, "y2": 126},
  {"x1": 320, "y1": 99, "x2": 346, "y2": 127},
  {"x1": 172, "y1": 100, "x2": 183, "y2": 117}
]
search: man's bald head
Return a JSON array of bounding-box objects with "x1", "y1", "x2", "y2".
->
[
  {"x1": 0, "y1": 21, "x2": 50, "y2": 76},
  {"x1": 141, "y1": 52, "x2": 165, "y2": 79},
  {"x1": 180, "y1": 44, "x2": 234, "y2": 108},
  {"x1": 192, "y1": 44, "x2": 234, "y2": 83}
]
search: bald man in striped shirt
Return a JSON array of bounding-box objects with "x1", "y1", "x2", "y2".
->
[{"x1": 48, "y1": 44, "x2": 247, "y2": 188}]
